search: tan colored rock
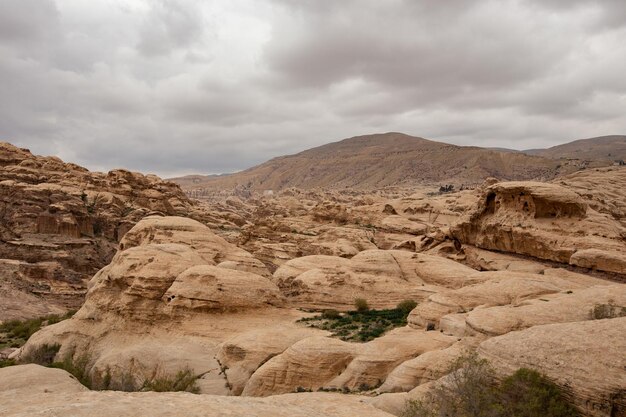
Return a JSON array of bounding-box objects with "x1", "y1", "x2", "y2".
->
[
  {"x1": 164, "y1": 265, "x2": 282, "y2": 312},
  {"x1": 0, "y1": 366, "x2": 394, "y2": 417},
  {"x1": 452, "y1": 173, "x2": 626, "y2": 275},
  {"x1": 120, "y1": 216, "x2": 269, "y2": 277},
  {"x1": 18, "y1": 216, "x2": 290, "y2": 393},
  {"x1": 465, "y1": 284, "x2": 626, "y2": 336},
  {"x1": 242, "y1": 329, "x2": 456, "y2": 396},
  {"x1": 461, "y1": 245, "x2": 548, "y2": 273},
  {"x1": 0, "y1": 364, "x2": 87, "y2": 395},
  {"x1": 570, "y1": 249, "x2": 626, "y2": 275},
  {"x1": 242, "y1": 336, "x2": 357, "y2": 396},
  {"x1": 380, "y1": 215, "x2": 428, "y2": 235},
  {"x1": 408, "y1": 270, "x2": 605, "y2": 329},
  {"x1": 327, "y1": 328, "x2": 457, "y2": 391},
  {"x1": 478, "y1": 317, "x2": 626, "y2": 417},
  {"x1": 273, "y1": 250, "x2": 481, "y2": 310},
  {"x1": 216, "y1": 326, "x2": 324, "y2": 395},
  {"x1": 379, "y1": 339, "x2": 480, "y2": 394}
]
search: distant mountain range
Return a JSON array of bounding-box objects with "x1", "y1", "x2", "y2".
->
[
  {"x1": 170, "y1": 133, "x2": 626, "y2": 192},
  {"x1": 524, "y1": 135, "x2": 626, "y2": 162}
]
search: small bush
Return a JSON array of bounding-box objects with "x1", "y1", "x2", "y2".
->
[
  {"x1": 590, "y1": 302, "x2": 626, "y2": 320},
  {"x1": 21, "y1": 343, "x2": 61, "y2": 366},
  {"x1": 143, "y1": 367, "x2": 200, "y2": 394},
  {"x1": 0, "y1": 358, "x2": 16, "y2": 368},
  {"x1": 300, "y1": 305, "x2": 414, "y2": 342},
  {"x1": 0, "y1": 311, "x2": 75, "y2": 349},
  {"x1": 402, "y1": 353, "x2": 579, "y2": 417},
  {"x1": 50, "y1": 350, "x2": 93, "y2": 389},
  {"x1": 397, "y1": 299, "x2": 418, "y2": 314},
  {"x1": 500, "y1": 368, "x2": 579, "y2": 417},
  {"x1": 322, "y1": 309, "x2": 341, "y2": 319},
  {"x1": 354, "y1": 298, "x2": 369, "y2": 312}
]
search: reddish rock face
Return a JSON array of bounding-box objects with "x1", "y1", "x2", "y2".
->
[{"x1": 0, "y1": 142, "x2": 196, "y2": 320}]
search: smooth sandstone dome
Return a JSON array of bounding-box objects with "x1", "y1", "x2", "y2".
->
[
  {"x1": 272, "y1": 250, "x2": 479, "y2": 310},
  {"x1": 18, "y1": 216, "x2": 287, "y2": 391}
]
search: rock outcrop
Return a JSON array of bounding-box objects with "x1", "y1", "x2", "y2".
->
[
  {"x1": 452, "y1": 169, "x2": 626, "y2": 276},
  {"x1": 0, "y1": 365, "x2": 395, "y2": 417},
  {"x1": 478, "y1": 318, "x2": 626, "y2": 417},
  {"x1": 0, "y1": 143, "x2": 195, "y2": 320},
  {"x1": 19, "y1": 216, "x2": 290, "y2": 391},
  {"x1": 241, "y1": 329, "x2": 456, "y2": 396},
  {"x1": 272, "y1": 251, "x2": 479, "y2": 309}
]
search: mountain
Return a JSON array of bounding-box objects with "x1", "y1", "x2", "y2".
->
[
  {"x1": 525, "y1": 135, "x2": 626, "y2": 162},
  {"x1": 171, "y1": 132, "x2": 562, "y2": 192}
]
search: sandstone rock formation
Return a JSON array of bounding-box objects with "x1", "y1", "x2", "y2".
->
[
  {"x1": 0, "y1": 365, "x2": 395, "y2": 417},
  {"x1": 241, "y1": 329, "x2": 457, "y2": 396},
  {"x1": 452, "y1": 168, "x2": 626, "y2": 276},
  {"x1": 478, "y1": 318, "x2": 626, "y2": 417},
  {"x1": 18, "y1": 216, "x2": 291, "y2": 391},
  {"x1": 407, "y1": 270, "x2": 609, "y2": 331},
  {"x1": 0, "y1": 143, "x2": 195, "y2": 320},
  {"x1": 272, "y1": 250, "x2": 478, "y2": 309}
]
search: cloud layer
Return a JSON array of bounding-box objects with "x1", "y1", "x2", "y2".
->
[{"x1": 1, "y1": 0, "x2": 625, "y2": 176}]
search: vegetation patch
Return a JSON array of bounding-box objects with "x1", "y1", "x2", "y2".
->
[
  {"x1": 402, "y1": 352, "x2": 579, "y2": 417},
  {"x1": 0, "y1": 311, "x2": 75, "y2": 349},
  {"x1": 590, "y1": 301, "x2": 626, "y2": 320},
  {"x1": 0, "y1": 358, "x2": 16, "y2": 368},
  {"x1": 142, "y1": 367, "x2": 200, "y2": 393},
  {"x1": 21, "y1": 343, "x2": 61, "y2": 366},
  {"x1": 298, "y1": 299, "x2": 417, "y2": 342},
  {"x1": 19, "y1": 345, "x2": 200, "y2": 393}
]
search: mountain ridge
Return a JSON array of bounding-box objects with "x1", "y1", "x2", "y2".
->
[{"x1": 170, "y1": 132, "x2": 584, "y2": 192}]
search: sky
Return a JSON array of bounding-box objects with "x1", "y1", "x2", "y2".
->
[{"x1": 1, "y1": 0, "x2": 625, "y2": 177}]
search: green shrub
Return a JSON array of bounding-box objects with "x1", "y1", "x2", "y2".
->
[
  {"x1": 0, "y1": 358, "x2": 16, "y2": 368},
  {"x1": 500, "y1": 368, "x2": 578, "y2": 417},
  {"x1": 142, "y1": 367, "x2": 200, "y2": 393},
  {"x1": 299, "y1": 305, "x2": 416, "y2": 342},
  {"x1": 322, "y1": 309, "x2": 341, "y2": 319},
  {"x1": 397, "y1": 299, "x2": 418, "y2": 314},
  {"x1": 21, "y1": 343, "x2": 61, "y2": 366},
  {"x1": 0, "y1": 311, "x2": 75, "y2": 349},
  {"x1": 590, "y1": 302, "x2": 626, "y2": 320},
  {"x1": 402, "y1": 353, "x2": 579, "y2": 417},
  {"x1": 354, "y1": 298, "x2": 369, "y2": 312}
]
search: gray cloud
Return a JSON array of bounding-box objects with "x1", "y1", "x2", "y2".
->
[{"x1": 0, "y1": 0, "x2": 625, "y2": 177}]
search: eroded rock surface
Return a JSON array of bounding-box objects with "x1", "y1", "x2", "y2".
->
[
  {"x1": 0, "y1": 143, "x2": 195, "y2": 320},
  {"x1": 478, "y1": 318, "x2": 626, "y2": 417},
  {"x1": 452, "y1": 169, "x2": 626, "y2": 276}
]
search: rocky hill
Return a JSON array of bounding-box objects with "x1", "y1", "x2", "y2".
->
[
  {"x1": 525, "y1": 135, "x2": 626, "y2": 163},
  {"x1": 0, "y1": 142, "x2": 196, "y2": 320},
  {"x1": 171, "y1": 133, "x2": 564, "y2": 193}
]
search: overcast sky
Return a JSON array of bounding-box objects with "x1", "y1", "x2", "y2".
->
[{"x1": 1, "y1": 0, "x2": 625, "y2": 177}]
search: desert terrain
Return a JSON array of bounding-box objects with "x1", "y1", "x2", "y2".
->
[{"x1": 1, "y1": 135, "x2": 625, "y2": 417}]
